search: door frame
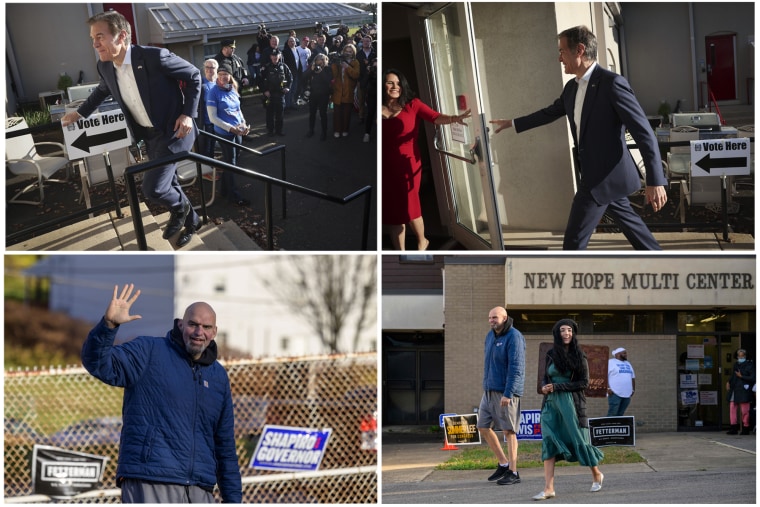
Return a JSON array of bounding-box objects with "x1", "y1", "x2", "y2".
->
[
  {"x1": 416, "y1": 2, "x2": 504, "y2": 250},
  {"x1": 676, "y1": 331, "x2": 747, "y2": 431},
  {"x1": 705, "y1": 33, "x2": 738, "y2": 102}
]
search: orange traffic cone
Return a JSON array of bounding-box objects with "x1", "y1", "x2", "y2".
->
[{"x1": 441, "y1": 434, "x2": 458, "y2": 451}]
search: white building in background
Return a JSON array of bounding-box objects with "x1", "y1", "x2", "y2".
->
[{"x1": 21, "y1": 255, "x2": 376, "y2": 358}]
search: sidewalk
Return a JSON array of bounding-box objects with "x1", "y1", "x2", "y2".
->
[{"x1": 381, "y1": 426, "x2": 756, "y2": 503}]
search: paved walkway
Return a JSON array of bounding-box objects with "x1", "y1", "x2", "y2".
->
[{"x1": 381, "y1": 428, "x2": 756, "y2": 503}]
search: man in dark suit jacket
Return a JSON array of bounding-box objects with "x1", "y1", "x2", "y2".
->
[
  {"x1": 491, "y1": 25, "x2": 667, "y2": 250},
  {"x1": 61, "y1": 10, "x2": 202, "y2": 248}
]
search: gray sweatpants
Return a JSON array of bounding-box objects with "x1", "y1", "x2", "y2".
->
[{"x1": 121, "y1": 478, "x2": 215, "y2": 503}]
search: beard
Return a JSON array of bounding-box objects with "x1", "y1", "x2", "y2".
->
[{"x1": 184, "y1": 337, "x2": 208, "y2": 358}]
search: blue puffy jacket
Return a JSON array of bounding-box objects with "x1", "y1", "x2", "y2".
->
[
  {"x1": 482, "y1": 317, "x2": 526, "y2": 398},
  {"x1": 82, "y1": 318, "x2": 242, "y2": 502}
]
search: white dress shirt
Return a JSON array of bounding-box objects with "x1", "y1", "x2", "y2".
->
[
  {"x1": 114, "y1": 45, "x2": 153, "y2": 128},
  {"x1": 573, "y1": 61, "x2": 597, "y2": 141}
]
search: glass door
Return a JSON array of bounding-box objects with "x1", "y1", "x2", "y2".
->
[
  {"x1": 677, "y1": 335, "x2": 726, "y2": 430},
  {"x1": 422, "y1": 2, "x2": 503, "y2": 249}
]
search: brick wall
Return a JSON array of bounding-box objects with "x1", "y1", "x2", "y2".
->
[{"x1": 443, "y1": 262, "x2": 678, "y2": 433}]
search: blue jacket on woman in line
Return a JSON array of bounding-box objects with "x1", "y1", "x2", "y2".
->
[
  {"x1": 482, "y1": 316, "x2": 526, "y2": 399},
  {"x1": 82, "y1": 318, "x2": 242, "y2": 503}
]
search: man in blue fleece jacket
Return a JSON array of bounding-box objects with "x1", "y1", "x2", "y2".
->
[
  {"x1": 478, "y1": 306, "x2": 526, "y2": 487},
  {"x1": 82, "y1": 284, "x2": 242, "y2": 503}
]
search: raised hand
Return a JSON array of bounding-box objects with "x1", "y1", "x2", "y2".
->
[{"x1": 104, "y1": 284, "x2": 142, "y2": 328}]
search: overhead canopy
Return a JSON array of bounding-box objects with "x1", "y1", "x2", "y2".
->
[{"x1": 147, "y1": 3, "x2": 370, "y2": 43}]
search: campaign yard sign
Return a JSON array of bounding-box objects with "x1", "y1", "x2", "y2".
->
[
  {"x1": 588, "y1": 416, "x2": 636, "y2": 447},
  {"x1": 442, "y1": 414, "x2": 480, "y2": 444},
  {"x1": 517, "y1": 410, "x2": 542, "y2": 440},
  {"x1": 250, "y1": 425, "x2": 332, "y2": 472},
  {"x1": 32, "y1": 445, "x2": 109, "y2": 499},
  {"x1": 62, "y1": 107, "x2": 132, "y2": 160}
]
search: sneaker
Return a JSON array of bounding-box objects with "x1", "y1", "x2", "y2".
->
[
  {"x1": 487, "y1": 464, "x2": 510, "y2": 482},
  {"x1": 497, "y1": 470, "x2": 521, "y2": 485},
  {"x1": 334, "y1": 132, "x2": 340, "y2": 138},
  {"x1": 363, "y1": 133, "x2": 370, "y2": 143},
  {"x1": 342, "y1": 131, "x2": 349, "y2": 137}
]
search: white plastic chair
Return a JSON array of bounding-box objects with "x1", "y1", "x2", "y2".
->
[
  {"x1": 176, "y1": 158, "x2": 217, "y2": 208},
  {"x1": 6, "y1": 117, "x2": 70, "y2": 205}
]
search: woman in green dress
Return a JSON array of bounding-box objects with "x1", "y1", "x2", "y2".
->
[{"x1": 533, "y1": 318, "x2": 604, "y2": 501}]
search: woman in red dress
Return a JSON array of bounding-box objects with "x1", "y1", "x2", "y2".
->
[{"x1": 382, "y1": 69, "x2": 471, "y2": 250}]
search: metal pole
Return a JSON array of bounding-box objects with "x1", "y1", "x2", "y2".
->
[
  {"x1": 361, "y1": 192, "x2": 371, "y2": 250},
  {"x1": 281, "y1": 149, "x2": 287, "y2": 219},
  {"x1": 265, "y1": 182, "x2": 274, "y2": 250},
  {"x1": 125, "y1": 172, "x2": 147, "y2": 250},
  {"x1": 103, "y1": 151, "x2": 122, "y2": 218},
  {"x1": 721, "y1": 174, "x2": 729, "y2": 242}
]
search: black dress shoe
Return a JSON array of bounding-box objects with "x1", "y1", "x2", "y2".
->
[
  {"x1": 176, "y1": 217, "x2": 202, "y2": 248},
  {"x1": 163, "y1": 200, "x2": 190, "y2": 239}
]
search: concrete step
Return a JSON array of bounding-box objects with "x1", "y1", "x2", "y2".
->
[
  {"x1": 155, "y1": 212, "x2": 262, "y2": 251},
  {"x1": 7, "y1": 203, "x2": 261, "y2": 251},
  {"x1": 6, "y1": 203, "x2": 170, "y2": 251}
]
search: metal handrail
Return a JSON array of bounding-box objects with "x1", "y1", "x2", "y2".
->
[
  {"x1": 7, "y1": 122, "x2": 372, "y2": 250},
  {"x1": 124, "y1": 150, "x2": 372, "y2": 251},
  {"x1": 196, "y1": 129, "x2": 288, "y2": 218}
]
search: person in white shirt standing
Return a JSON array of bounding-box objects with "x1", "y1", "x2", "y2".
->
[{"x1": 607, "y1": 347, "x2": 635, "y2": 416}]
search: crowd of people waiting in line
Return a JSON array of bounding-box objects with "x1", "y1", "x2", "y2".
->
[
  {"x1": 195, "y1": 22, "x2": 377, "y2": 208},
  {"x1": 205, "y1": 22, "x2": 377, "y2": 142}
]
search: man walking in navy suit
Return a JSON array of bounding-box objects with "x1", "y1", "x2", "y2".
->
[
  {"x1": 61, "y1": 10, "x2": 202, "y2": 248},
  {"x1": 491, "y1": 26, "x2": 667, "y2": 250}
]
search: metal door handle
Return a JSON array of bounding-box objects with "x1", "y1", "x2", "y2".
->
[{"x1": 433, "y1": 126, "x2": 477, "y2": 164}]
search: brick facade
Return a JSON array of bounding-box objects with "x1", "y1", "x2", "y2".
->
[{"x1": 444, "y1": 262, "x2": 678, "y2": 432}]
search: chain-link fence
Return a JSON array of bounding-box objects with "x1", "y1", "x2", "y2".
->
[{"x1": 5, "y1": 354, "x2": 377, "y2": 503}]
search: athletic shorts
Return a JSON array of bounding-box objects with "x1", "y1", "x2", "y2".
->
[
  {"x1": 121, "y1": 479, "x2": 215, "y2": 503},
  {"x1": 477, "y1": 390, "x2": 521, "y2": 432}
]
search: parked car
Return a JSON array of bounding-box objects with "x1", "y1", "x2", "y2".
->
[{"x1": 48, "y1": 417, "x2": 122, "y2": 448}]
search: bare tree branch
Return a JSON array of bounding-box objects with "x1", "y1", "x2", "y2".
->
[{"x1": 263, "y1": 256, "x2": 377, "y2": 354}]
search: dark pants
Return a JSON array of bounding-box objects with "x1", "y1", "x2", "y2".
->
[
  {"x1": 286, "y1": 72, "x2": 299, "y2": 108},
  {"x1": 135, "y1": 125, "x2": 198, "y2": 226},
  {"x1": 266, "y1": 95, "x2": 285, "y2": 134},
  {"x1": 309, "y1": 93, "x2": 330, "y2": 134},
  {"x1": 201, "y1": 123, "x2": 216, "y2": 158},
  {"x1": 333, "y1": 103, "x2": 352, "y2": 134},
  {"x1": 607, "y1": 393, "x2": 632, "y2": 417},
  {"x1": 563, "y1": 186, "x2": 661, "y2": 250},
  {"x1": 218, "y1": 131, "x2": 243, "y2": 203},
  {"x1": 364, "y1": 87, "x2": 376, "y2": 135}
]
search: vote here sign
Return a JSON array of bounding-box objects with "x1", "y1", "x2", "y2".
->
[
  {"x1": 63, "y1": 108, "x2": 132, "y2": 160},
  {"x1": 690, "y1": 138, "x2": 751, "y2": 177}
]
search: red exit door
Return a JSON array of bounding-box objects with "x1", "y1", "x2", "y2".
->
[
  {"x1": 706, "y1": 34, "x2": 737, "y2": 101},
  {"x1": 103, "y1": 3, "x2": 137, "y2": 45}
]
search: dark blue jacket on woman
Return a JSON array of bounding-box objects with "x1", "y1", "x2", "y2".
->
[{"x1": 82, "y1": 318, "x2": 242, "y2": 502}]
